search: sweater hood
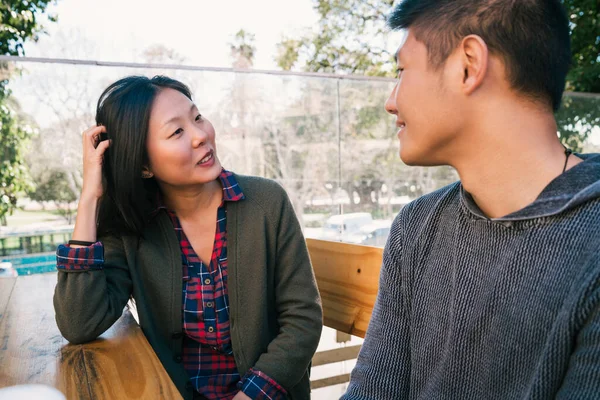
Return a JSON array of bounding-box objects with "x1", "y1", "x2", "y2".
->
[{"x1": 461, "y1": 153, "x2": 600, "y2": 221}]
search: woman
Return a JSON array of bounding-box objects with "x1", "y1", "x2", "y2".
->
[{"x1": 53, "y1": 75, "x2": 323, "y2": 400}]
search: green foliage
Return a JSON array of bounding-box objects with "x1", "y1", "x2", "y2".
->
[
  {"x1": 0, "y1": 98, "x2": 34, "y2": 224},
  {"x1": 0, "y1": 0, "x2": 57, "y2": 222},
  {"x1": 276, "y1": 38, "x2": 301, "y2": 71},
  {"x1": 0, "y1": 0, "x2": 57, "y2": 56},
  {"x1": 563, "y1": 0, "x2": 600, "y2": 93},
  {"x1": 229, "y1": 29, "x2": 256, "y2": 68},
  {"x1": 276, "y1": 0, "x2": 395, "y2": 76},
  {"x1": 556, "y1": 94, "x2": 600, "y2": 152},
  {"x1": 28, "y1": 169, "x2": 78, "y2": 223},
  {"x1": 28, "y1": 169, "x2": 77, "y2": 204}
]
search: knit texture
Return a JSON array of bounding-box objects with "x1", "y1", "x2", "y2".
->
[{"x1": 343, "y1": 154, "x2": 600, "y2": 400}]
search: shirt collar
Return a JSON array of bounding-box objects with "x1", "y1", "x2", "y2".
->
[{"x1": 219, "y1": 169, "x2": 245, "y2": 202}]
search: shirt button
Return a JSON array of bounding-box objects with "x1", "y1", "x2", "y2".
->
[
  {"x1": 174, "y1": 355, "x2": 182, "y2": 363},
  {"x1": 208, "y1": 326, "x2": 214, "y2": 333},
  {"x1": 204, "y1": 278, "x2": 211, "y2": 285},
  {"x1": 206, "y1": 302, "x2": 214, "y2": 308}
]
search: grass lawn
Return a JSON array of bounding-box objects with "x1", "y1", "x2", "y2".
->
[{"x1": 4, "y1": 209, "x2": 66, "y2": 229}]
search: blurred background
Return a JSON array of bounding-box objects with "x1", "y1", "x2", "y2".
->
[{"x1": 1, "y1": 0, "x2": 599, "y2": 397}]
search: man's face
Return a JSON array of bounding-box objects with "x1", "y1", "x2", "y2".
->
[{"x1": 385, "y1": 30, "x2": 464, "y2": 166}]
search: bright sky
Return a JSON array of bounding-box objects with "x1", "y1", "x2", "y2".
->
[{"x1": 25, "y1": 0, "x2": 320, "y2": 69}]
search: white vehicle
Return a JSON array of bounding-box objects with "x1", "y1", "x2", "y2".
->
[
  {"x1": 320, "y1": 213, "x2": 373, "y2": 240},
  {"x1": 342, "y1": 220, "x2": 393, "y2": 247}
]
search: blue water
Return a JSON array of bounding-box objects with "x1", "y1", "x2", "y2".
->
[{"x1": 1, "y1": 252, "x2": 56, "y2": 275}]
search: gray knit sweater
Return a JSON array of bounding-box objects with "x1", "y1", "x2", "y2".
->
[{"x1": 342, "y1": 154, "x2": 600, "y2": 400}]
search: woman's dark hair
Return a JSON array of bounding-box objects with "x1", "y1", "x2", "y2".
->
[{"x1": 95, "y1": 75, "x2": 192, "y2": 237}]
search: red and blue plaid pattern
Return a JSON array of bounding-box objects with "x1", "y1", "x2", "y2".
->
[
  {"x1": 56, "y1": 241, "x2": 104, "y2": 270},
  {"x1": 238, "y1": 369, "x2": 288, "y2": 399},
  {"x1": 56, "y1": 170, "x2": 286, "y2": 399}
]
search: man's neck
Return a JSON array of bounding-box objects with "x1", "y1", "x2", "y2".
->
[{"x1": 453, "y1": 107, "x2": 582, "y2": 219}]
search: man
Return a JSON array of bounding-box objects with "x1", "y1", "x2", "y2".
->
[{"x1": 342, "y1": 0, "x2": 600, "y2": 398}]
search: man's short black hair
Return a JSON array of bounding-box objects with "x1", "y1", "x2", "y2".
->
[{"x1": 388, "y1": 0, "x2": 571, "y2": 112}]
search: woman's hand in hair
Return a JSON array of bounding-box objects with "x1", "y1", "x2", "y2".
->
[
  {"x1": 69, "y1": 126, "x2": 109, "y2": 245},
  {"x1": 81, "y1": 125, "x2": 110, "y2": 201}
]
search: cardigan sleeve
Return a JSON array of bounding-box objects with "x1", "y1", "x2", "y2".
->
[{"x1": 53, "y1": 235, "x2": 133, "y2": 344}]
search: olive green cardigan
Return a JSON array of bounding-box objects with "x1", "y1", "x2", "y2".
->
[{"x1": 54, "y1": 175, "x2": 323, "y2": 399}]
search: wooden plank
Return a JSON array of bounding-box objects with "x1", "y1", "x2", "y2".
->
[
  {"x1": 0, "y1": 277, "x2": 17, "y2": 322},
  {"x1": 81, "y1": 310, "x2": 182, "y2": 400},
  {"x1": 0, "y1": 273, "x2": 91, "y2": 399},
  {"x1": 307, "y1": 239, "x2": 383, "y2": 338},
  {"x1": 312, "y1": 345, "x2": 362, "y2": 367},
  {"x1": 310, "y1": 373, "x2": 351, "y2": 389}
]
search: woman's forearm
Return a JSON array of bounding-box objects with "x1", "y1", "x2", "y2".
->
[{"x1": 70, "y1": 194, "x2": 100, "y2": 245}]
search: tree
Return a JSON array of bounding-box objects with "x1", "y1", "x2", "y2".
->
[
  {"x1": 0, "y1": 96, "x2": 35, "y2": 225},
  {"x1": 28, "y1": 169, "x2": 78, "y2": 223},
  {"x1": 0, "y1": 1, "x2": 57, "y2": 56},
  {"x1": 276, "y1": 0, "x2": 599, "y2": 152},
  {"x1": 0, "y1": 0, "x2": 57, "y2": 224},
  {"x1": 211, "y1": 30, "x2": 339, "y2": 224},
  {"x1": 558, "y1": 0, "x2": 600, "y2": 150},
  {"x1": 277, "y1": 0, "x2": 599, "y2": 90},
  {"x1": 26, "y1": 116, "x2": 89, "y2": 221},
  {"x1": 555, "y1": 94, "x2": 600, "y2": 151},
  {"x1": 230, "y1": 29, "x2": 256, "y2": 69},
  {"x1": 563, "y1": 0, "x2": 600, "y2": 93},
  {"x1": 276, "y1": 0, "x2": 395, "y2": 76},
  {"x1": 26, "y1": 43, "x2": 95, "y2": 206}
]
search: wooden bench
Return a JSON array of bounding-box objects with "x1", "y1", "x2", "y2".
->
[
  {"x1": 0, "y1": 239, "x2": 382, "y2": 397},
  {"x1": 307, "y1": 239, "x2": 383, "y2": 390}
]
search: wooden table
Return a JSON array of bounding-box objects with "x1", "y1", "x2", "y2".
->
[{"x1": 0, "y1": 273, "x2": 182, "y2": 399}]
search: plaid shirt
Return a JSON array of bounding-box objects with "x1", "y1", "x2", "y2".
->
[{"x1": 56, "y1": 170, "x2": 287, "y2": 400}]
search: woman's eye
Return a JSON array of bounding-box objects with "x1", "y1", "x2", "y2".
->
[
  {"x1": 396, "y1": 68, "x2": 404, "y2": 78},
  {"x1": 195, "y1": 114, "x2": 202, "y2": 122},
  {"x1": 172, "y1": 128, "x2": 183, "y2": 137}
]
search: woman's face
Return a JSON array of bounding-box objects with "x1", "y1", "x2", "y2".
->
[{"x1": 145, "y1": 88, "x2": 222, "y2": 188}]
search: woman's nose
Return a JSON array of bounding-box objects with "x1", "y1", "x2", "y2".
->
[{"x1": 191, "y1": 126, "x2": 208, "y2": 147}]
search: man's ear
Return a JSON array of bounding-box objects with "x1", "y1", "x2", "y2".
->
[{"x1": 459, "y1": 34, "x2": 489, "y2": 95}]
